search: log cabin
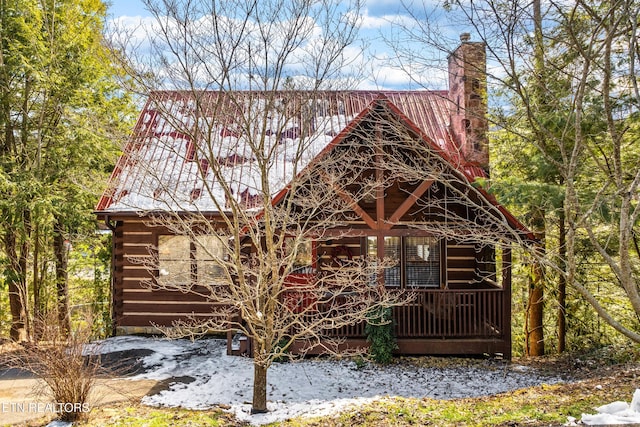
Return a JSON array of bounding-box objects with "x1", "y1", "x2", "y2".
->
[{"x1": 95, "y1": 36, "x2": 534, "y2": 359}]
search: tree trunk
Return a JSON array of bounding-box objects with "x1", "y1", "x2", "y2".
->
[
  {"x1": 4, "y1": 230, "x2": 27, "y2": 341},
  {"x1": 526, "y1": 209, "x2": 545, "y2": 356},
  {"x1": 252, "y1": 360, "x2": 268, "y2": 414},
  {"x1": 557, "y1": 208, "x2": 566, "y2": 353},
  {"x1": 524, "y1": 0, "x2": 545, "y2": 358},
  {"x1": 54, "y1": 220, "x2": 71, "y2": 335},
  {"x1": 7, "y1": 275, "x2": 27, "y2": 342},
  {"x1": 527, "y1": 264, "x2": 545, "y2": 356},
  {"x1": 32, "y1": 222, "x2": 43, "y2": 340}
]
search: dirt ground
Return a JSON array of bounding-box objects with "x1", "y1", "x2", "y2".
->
[{"x1": 0, "y1": 372, "x2": 158, "y2": 426}]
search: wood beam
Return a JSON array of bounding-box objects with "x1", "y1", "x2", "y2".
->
[
  {"x1": 375, "y1": 134, "x2": 385, "y2": 229},
  {"x1": 385, "y1": 179, "x2": 434, "y2": 229},
  {"x1": 336, "y1": 191, "x2": 377, "y2": 229},
  {"x1": 319, "y1": 172, "x2": 378, "y2": 229},
  {"x1": 374, "y1": 126, "x2": 385, "y2": 267}
]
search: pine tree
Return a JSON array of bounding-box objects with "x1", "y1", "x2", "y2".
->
[{"x1": 0, "y1": 0, "x2": 134, "y2": 339}]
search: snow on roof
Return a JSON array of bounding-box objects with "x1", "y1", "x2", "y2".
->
[{"x1": 96, "y1": 90, "x2": 478, "y2": 213}]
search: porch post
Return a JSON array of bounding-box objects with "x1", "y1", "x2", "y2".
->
[
  {"x1": 502, "y1": 245, "x2": 512, "y2": 359},
  {"x1": 375, "y1": 125, "x2": 385, "y2": 286}
]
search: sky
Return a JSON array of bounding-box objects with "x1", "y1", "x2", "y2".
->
[
  {"x1": 106, "y1": 0, "x2": 432, "y2": 22},
  {"x1": 108, "y1": 0, "x2": 150, "y2": 18},
  {"x1": 104, "y1": 0, "x2": 465, "y2": 91}
]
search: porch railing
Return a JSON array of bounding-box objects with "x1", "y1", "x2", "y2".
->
[{"x1": 325, "y1": 288, "x2": 505, "y2": 340}]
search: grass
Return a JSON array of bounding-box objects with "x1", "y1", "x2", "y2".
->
[
  {"x1": 274, "y1": 378, "x2": 635, "y2": 427},
  {"x1": 76, "y1": 404, "x2": 241, "y2": 426}
]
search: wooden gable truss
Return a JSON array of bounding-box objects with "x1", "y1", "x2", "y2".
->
[{"x1": 264, "y1": 97, "x2": 528, "y2": 357}]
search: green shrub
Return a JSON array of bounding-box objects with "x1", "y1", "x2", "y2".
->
[
  {"x1": 352, "y1": 355, "x2": 367, "y2": 370},
  {"x1": 365, "y1": 306, "x2": 397, "y2": 364}
]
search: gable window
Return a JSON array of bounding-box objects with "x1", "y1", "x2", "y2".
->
[
  {"x1": 366, "y1": 235, "x2": 441, "y2": 288},
  {"x1": 158, "y1": 234, "x2": 226, "y2": 285}
]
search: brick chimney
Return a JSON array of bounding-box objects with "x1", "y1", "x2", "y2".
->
[{"x1": 448, "y1": 33, "x2": 488, "y2": 171}]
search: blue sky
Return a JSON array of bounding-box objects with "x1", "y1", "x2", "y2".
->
[
  {"x1": 104, "y1": 0, "x2": 464, "y2": 90},
  {"x1": 107, "y1": 0, "x2": 150, "y2": 18},
  {"x1": 107, "y1": 0, "x2": 412, "y2": 18}
]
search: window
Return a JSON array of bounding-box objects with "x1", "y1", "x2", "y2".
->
[
  {"x1": 284, "y1": 238, "x2": 315, "y2": 274},
  {"x1": 405, "y1": 236, "x2": 440, "y2": 288},
  {"x1": 158, "y1": 234, "x2": 226, "y2": 285},
  {"x1": 366, "y1": 237, "x2": 378, "y2": 286},
  {"x1": 366, "y1": 236, "x2": 402, "y2": 287},
  {"x1": 158, "y1": 235, "x2": 191, "y2": 285},
  {"x1": 194, "y1": 235, "x2": 226, "y2": 283},
  {"x1": 365, "y1": 235, "x2": 441, "y2": 289}
]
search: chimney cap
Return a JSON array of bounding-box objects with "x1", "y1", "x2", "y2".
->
[{"x1": 460, "y1": 33, "x2": 471, "y2": 42}]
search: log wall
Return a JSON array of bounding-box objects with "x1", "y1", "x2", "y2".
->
[
  {"x1": 110, "y1": 218, "x2": 218, "y2": 333},
  {"x1": 110, "y1": 218, "x2": 504, "y2": 338}
]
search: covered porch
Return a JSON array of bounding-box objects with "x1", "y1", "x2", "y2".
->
[
  {"x1": 318, "y1": 287, "x2": 511, "y2": 357},
  {"x1": 230, "y1": 284, "x2": 512, "y2": 359}
]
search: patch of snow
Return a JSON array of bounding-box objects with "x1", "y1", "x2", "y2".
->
[
  {"x1": 85, "y1": 335, "x2": 184, "y2": 357},
  {"x1": 630, "y1": 389, "x2": 640, "y2": 412},
  {"x1": 45, "y1": 421, "x2": 72, "y2": 427},
  {"x1": 90, "y1": 336, "x2": 562, "y2": 425},
  {"x1": 581, "y1": 389, "x2": 640, "y2": 425}
]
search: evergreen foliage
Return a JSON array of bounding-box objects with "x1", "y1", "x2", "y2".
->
[
  {"x1": 478, "y1": 0, "x2": 640, "y2": 351},
  {"x1": 0, "y1": 0, "x2": 135, "y2": 339},
  {"x1": 365, "y1": 306, "x2": 397, "y2": 364}
]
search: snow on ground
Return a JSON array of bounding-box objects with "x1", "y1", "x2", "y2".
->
[
  {"x1": 89, "y1": 336, "x2": 566, "y2": 425},
  {"x1": 577, "y1": 389, "x2": 640, "y2": 425}
]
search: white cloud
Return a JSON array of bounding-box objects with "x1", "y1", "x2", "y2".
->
[
  {"x1": 106, "y1": 4, "x2": 457, "y2": 91},
  {"x1": 358, "y1": 59, "x2": 448, "y2": 91},
  {"x1": 356, "y1": 9, "x2": 412, "y2": 30}
]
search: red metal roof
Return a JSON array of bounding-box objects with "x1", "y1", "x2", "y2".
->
[{"x1": 97, "y1": 90, "x2": 484, "y2": 212}]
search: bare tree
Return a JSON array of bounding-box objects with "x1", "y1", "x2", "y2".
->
[
  {"x1": 106, "y1": 0, "x2": 421, "y2": 414},
  {"x1": 105, "y1": 0, "x2": 551, "y2": 412},
  {"x1": 391, "y1": 0, "x2": 640, "y2": 346}
]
